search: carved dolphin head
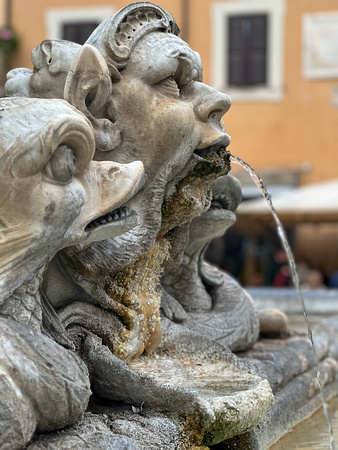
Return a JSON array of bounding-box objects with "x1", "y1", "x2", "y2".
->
[
  {"x1": 31, "y1": 3, "x2": 232, "y2": 281},
  {"x1": 0, "y1": 97, "x2": 144, "y2": 297}
]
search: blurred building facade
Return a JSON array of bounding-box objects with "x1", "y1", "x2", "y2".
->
[
  {"x1": 1, "y1": 0, "x2": 338, "y2": 284},
  {"x1": 1, "y1": 0, "x2": 338, "y2": 184}
]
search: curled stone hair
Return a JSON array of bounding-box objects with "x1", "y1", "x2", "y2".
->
[
  {"x1": 0, "y1": 98, "x2": 95, "y2": 178},
  {"x1": 86, "y1": 2, "x2": 180, "y2": 78}
]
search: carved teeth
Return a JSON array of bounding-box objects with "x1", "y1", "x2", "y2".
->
[
  {"x1": 210, "y1": 193, "x2": 231, "y2": 211},
  {"x1": 85, "y1": 206, "x2": 134, "y2": 232}
]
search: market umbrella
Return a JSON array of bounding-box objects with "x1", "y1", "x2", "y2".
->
[{"x1": 236, "y1": 179, "x2": 338, "y2": 224}]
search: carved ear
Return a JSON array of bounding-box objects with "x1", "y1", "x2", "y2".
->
[
  {"x1": 64, "y1": 44, "x2": 121, "y2": 152},
  {"x1": 40, "y1": 41, "x2": 54, "y2": 67},
  {"x1": 64, "y1": 44, "x2": 112, "y2": 118},
  {"x1": 31, "y1": 40, "x2": 60, "y2": 74}
]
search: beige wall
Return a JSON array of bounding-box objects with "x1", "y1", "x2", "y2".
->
[
  {"x1": 11, "y1": 1, "x2": 182, "y2": 70},
  {"x1": 187, "y1": 0, "x2": 338, "y2": 186},
  {"x1": 0, "y1": 0, "x2": 5, "y2": 26},
  {"x1": 8, "y1": 0, "x2": 338, "y2": 186},
  {"x1": 295, "y1": 223, "x2": 338, "y2": 277}
]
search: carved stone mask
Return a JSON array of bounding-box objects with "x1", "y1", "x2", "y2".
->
[
  {"x1": 4, "y1": 2, "x2": 233, "y2": 296},
  {"x1": 5, "y1": 40, "x2": 81, "y2": 99},
  {"x1": 0, "y1": 98, "x2": 144, "y2": 298},
  {"x1": 65, "y1": 21, "x2": 232, "y2": 274}
]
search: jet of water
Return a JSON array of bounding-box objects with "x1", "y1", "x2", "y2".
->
[{"x1": 230, "y1": 153, "x2": 335, "y2": 450}]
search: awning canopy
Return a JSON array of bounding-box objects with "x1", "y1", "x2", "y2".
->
[{"x1": 237, "y1": 179, "x2": 338, "y2": 224}]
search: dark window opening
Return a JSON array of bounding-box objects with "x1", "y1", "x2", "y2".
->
[
  {"x1": 228, "y1": 14, "x2": 268, "y2": 87},
  {"x1": 62, "y1": 22, "x2": 99, "y2": 45}
]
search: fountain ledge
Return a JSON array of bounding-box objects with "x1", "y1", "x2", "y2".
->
[{"x1": 222, "y1": 317, "x2": 338, "y2": 449}]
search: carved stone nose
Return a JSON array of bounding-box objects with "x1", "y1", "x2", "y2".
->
[{"x1": 195, "y1": 85, "x2": 231, "y2": 123}]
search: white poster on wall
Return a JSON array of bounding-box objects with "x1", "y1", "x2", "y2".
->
[{"x1": 303, "y1": 12, "x2": 338, "y2": 79}]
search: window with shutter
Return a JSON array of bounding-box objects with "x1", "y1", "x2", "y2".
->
[
  {"x1": 212, "y1": 0, "x2": 285, "y2": 102},
  {"x1": 45, "y1": 7, "x2": 114, "y2": 43},
  {"x1": 62, "y1": 23, "x2": 99, "y2": 45},
  {"x1": 228, "y1": 15, "x2": 268, "y2": 87}
]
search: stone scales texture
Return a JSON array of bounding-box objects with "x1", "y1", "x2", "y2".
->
[{"x1": 0, "y1": 2, "x2": 337, "y2": 449}]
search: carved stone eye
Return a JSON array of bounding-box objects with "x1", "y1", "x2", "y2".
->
[
  {"x1": 45, "y1": 144, "x2": 77, "y2": 184},
  {"x1": 156, "y1": 76, "x2": 180, "y2": 97}
]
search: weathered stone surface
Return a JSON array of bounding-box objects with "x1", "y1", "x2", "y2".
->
[
  {"x1": 81, "y1": 330, "x2": 218, "y2": 416},
  {"x1": 216, "y1": 318, "x2": 338, "y2": 449},
  {"x1": 219, "y1": 363, "x2": 338, "y2": 450},
  {"x1": 0, "y1": 94, "x2": 144, "y2": 447},
  {"x1": 3, "y1": 2, "x2": 337, "y2": 449},
  {"x1": 129, "y1": 319, "x2": 274, "y2": 446},
  {"x1": 161, "y1": 175, "x2": 259, "y2": 352},
  {"x1": 27, "y1": 408, "x2": 183, "y2": 450},
  {"x1": 27, "y1": 320, "x2": 273, "y2": 449},
  {"x1": 0, "y1": 4, "x2": 249, "y2": 447},
  {"x1": 26, "y1": 318, "x2": 338, "y2": 449},
  {"x1": 239, "y1": 321, "x2": 338, "y2": 392},
  {"x1": 0, "y1": 97, "x2": 144, "y2": 329},
  {"x1": 11, "y1": 3, "x2": 233, "y2": 363},
  {"x1": 0, "y1": 318, "x2": 91, "y2": 449},
  {"x1": 6, "y1": 40, "x2": 81, "y2": 99}
]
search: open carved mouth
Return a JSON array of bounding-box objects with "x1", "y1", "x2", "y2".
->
[
  {"x1": 81, "y1": 205, "x2": 139, "y2": 246},
  {"x1": 191, "y1": 138, "x2": 231, "y2": 178},
  {"x1": 193, "y1": 131, "x2": 231, "y2": 160},
  {"x1": 205, "y1": 174, "x2": 243, "y2": 217},
  {"x1": 209, "y1": 194, "x2": 232, "y2": 211},
  {"x1": 202, "y1": 190, "x2": 236, "y2": 223},
  {"x1": 194, "y1": 143, "x2": 228, "y2": 161},
  {"x1": 85, "y1": 206, "x2": 136, "y2": 231}
]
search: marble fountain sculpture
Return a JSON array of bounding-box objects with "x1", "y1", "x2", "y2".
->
[{"x1": 1, "y1": 3, "x2": 338, "y2": 449}]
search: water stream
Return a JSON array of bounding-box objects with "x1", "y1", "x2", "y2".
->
[{"x1": 230, "y1": 154, "x2": 336, "y2": 450}]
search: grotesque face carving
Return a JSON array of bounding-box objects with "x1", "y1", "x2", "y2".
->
[
  {"x1": 67, "y1": 29, "x2": 232, "y2": 275},
  {"x1": 5, "y1": 40, "x2": 81, "y2": 99},
  {"x1": 30, "y1": 40, "x2": 82, "y2": 98},
  {"x1": 53, "y1": 17, "x2": 232, "y2": 360},
  {"x1": 101, "y1": 32, "x2": 229, "y2": 182},
  {"x1": 4, "y1": 6, "x2": 232, "y2": 274},
  {"x1": 3, "y1": 3, "x2": 233, "y2": 360},
  {"x1": 0, "y1": 98, "x2": 144, "y2": 300}
]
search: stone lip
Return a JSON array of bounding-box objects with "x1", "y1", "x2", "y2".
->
[
  {"x1": 26, "y1": 318, "x2": 338, "y2": 448},
  {"x1": 25, "y1": 319, "x2": 273, "y2": 449},
  {"x1": 129, "y1": 319, "x2": 274, "y2": 446}
]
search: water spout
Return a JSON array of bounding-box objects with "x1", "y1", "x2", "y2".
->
[{"x1": 230, "y1": 154, "x2": 336, "y2": 450}]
